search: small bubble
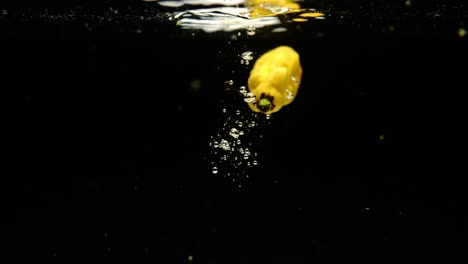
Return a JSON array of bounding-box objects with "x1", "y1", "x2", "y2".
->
[
  {"x1": 241, "y1": 51, "x2": 254, "y2": 61},
  {"x1": 245, "y1": 93, "x2": 255, "y2": 98},
  {"x1": 219, "y1": 139, "x2": 231, "y2": 151},
  {"x1": 236, "y1": 110, "x2": 241, "y2": 115},
  {"x1": 266, "y1": 114, "x2": 271, "y2": 119},
  {"x1": 240, "y1": 60, "x2": 244, "y2": 64},
  {"x1": 225, "y1": 80, "x2": 233, "y2": 90},
  {"x1": 238, "y1": 122, "x2": 243, "y2": 127},
  {"x1": 229, "y1": 128, "x2": 240, "y2": 138},
  {"x1": 247, "y1": 25, "x2": 256, "y2": 36},
  {"x1": 212, "y1": 167, "x2": 218, "y2": 174},
  {"x1": 239, "y1": 86, "x2": 247, "y2": 95},
  {"x1": 253, "y1": 160, "x2": 258, "y2": 165},
  {"x1": 222, "y1": 108, "x2": 226, "y2": 113}
]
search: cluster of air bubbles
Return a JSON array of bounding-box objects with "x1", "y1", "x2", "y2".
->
[
  {"x1": 226, "y1": 80, "x2": 257, "y2": 104},
  {"x1": 208, "y1": 81, "x2": 271, "y2": 188},
  {"x1": 236, "y1": 85, "x2": 256, "y2": 103},
  {"x1": 240, "y1": 51, "x2": 254, "y2": 65}
]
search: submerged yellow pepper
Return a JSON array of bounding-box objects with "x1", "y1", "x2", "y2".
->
[{"x1": 247, "y1": 46, "x2": 302, "y2": 114}]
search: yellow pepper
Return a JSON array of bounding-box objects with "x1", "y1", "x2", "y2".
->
[{"x1": 247, "y1": 46, "x2": 302, "y2": 114}]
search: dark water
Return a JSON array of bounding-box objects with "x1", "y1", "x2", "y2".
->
[{"x1": 8, "y1": 1, "x2": 467, "y2": 263}]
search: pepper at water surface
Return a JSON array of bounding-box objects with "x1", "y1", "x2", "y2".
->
[{"x1": 247, "y1": 46, "x2": 302, "y2": 114}]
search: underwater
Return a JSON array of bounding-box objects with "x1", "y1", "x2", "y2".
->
[{"x1": 8, "y1": 0, "x2": 467, "y2": 263}]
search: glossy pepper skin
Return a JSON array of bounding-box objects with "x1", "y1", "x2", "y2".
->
[{"x1": 247, "y1": 46, "x2": 303, "y2": 114}]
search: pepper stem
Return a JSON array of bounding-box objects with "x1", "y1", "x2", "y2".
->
[{"x1": 257, "y1": 97, "x2": 272, "y2": 112}]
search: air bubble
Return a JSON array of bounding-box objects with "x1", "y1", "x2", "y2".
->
[
  {"x1": 229, "y1": 128, "x2": 240, "y2": 138},
  {"x1": 247, "y1": 25, "x2": 256, "y2": 36},
  {"x1": 241, "y1": 51, "x2": 254, "y2": 61},
  {"x1": 219, "y1": 139, "x2": 231, "y2": 151},
  {"x1": 244, "y1": 92, "x2": 256, "y2": 103},
  {"x1": 239, "y1": 86, "x2": 247, "y2": 95}
]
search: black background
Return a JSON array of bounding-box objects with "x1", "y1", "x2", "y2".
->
[{"x1": 7, "y1": 0, "x2": 467, "y2": 263}]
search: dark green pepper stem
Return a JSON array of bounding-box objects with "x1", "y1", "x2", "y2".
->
[{"x1": 257, "y1": 93, "x2": 275, "y2": 113}]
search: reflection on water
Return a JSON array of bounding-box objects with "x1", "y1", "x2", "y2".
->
[{"x1": 147, "y1": 0, "x2": 325, "y2": 32}]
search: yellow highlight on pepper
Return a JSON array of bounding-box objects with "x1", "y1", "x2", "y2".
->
[
  {"x1": 292, "y1": 18, "x2": 308, "y2": 22},
  {"x1": 247, "y1": 46, "x2": 302, "y2": 114},
  {"x1": 299, "y1": 12, "x2": 325, "y2": 18}
]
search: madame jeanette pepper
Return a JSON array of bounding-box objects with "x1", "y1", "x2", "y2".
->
[{"x1": 247, "y1": 46, "x2": 303, "y2": 114}]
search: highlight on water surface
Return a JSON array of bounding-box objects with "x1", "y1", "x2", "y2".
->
[
  {"x1": 151, "y1": 0, "x2": 325, "y2": 32},
  {"x1": 246, "y1": 45, "x2": 302, "y2": 114}
]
